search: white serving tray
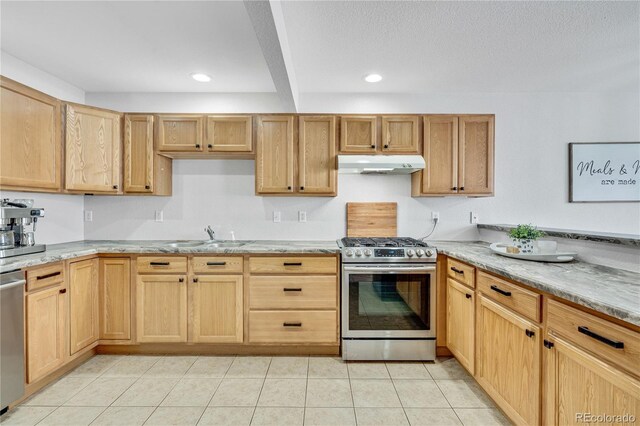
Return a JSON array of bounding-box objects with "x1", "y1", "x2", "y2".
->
[{"x1": 489, "y1": 243, "x2": 577, "y2": 263}]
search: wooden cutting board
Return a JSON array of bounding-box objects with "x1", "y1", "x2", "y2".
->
[{"x1": 346, "y1": 202, "x2": 397, "y2": 237}]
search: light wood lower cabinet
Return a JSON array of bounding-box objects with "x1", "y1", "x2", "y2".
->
[
  {"x1": 191, "y1": 275, "x2": 243, "y2": 343},
  {"x1": 446, "y1": 278, "x2": 475, "y2": 374},
  {"x1": 136, "y1": 274, "x2": 187, "y2": 343},
  {"x1": 99, "y1": 258, "x2": 131, "y2": 340},
  {"x1": 68, "y1": 259, "x2": 99, "y2": 355}
]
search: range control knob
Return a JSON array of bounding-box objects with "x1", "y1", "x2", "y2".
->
[
  {"x1": 406, "y1": 249, "x2": 415, "y2": 257},
  {"x1": 364, "y1": 249, "x2": 373, "y2": 257},
  {"x1": 345, "y1": 249, "x2": 355, "y2": 257},
  {"x1": 416, "y1": 249, "x2": 425, "y2": 257},
  {"x1": 426, "y1": 250, "x2": 434, "y2": 257},
  {"x1": 355, "y1": 249, "x2": 363, "y2": 257}
]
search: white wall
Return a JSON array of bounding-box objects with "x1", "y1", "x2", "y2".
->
[{"x1": 0, "y1": 52, "x2": 86, "y2": 244}]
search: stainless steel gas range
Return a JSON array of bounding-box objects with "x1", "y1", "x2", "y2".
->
[{"x1": 338, "y1": 237, "x2": 437, "y2": 361}]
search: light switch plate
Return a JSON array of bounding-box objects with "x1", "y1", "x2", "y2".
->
[
  {"x1": 84, "y1": 210, "x2": 93, "y2": 222},
  {"x1": 298, "y1": 211, "x2": 307, "y2": 222},
  {"x1": 155, "y1": 210, "x2": 164, "y2": 222},
  {"x1": 273, "y1": 211, "x2": 281, "y2": 223}
]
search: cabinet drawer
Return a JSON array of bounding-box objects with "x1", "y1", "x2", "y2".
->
[
  {"x1": 249, "y1": 256, "x2": 337, "y2": 274},
  {"x1": 249, "y1": 310, "x2": 337, "y2": 343},
  {"x1": 477, "y1": 271, "x2": 540, "y2": 322},
  {"x1": 27, "y1": 262, "x2": 65, "y2": 292},
  {"x1": 137, "y1": 256, "x2": 187, "y2": 274},
  {"x1": 250, "y1": 276, "x2": 337, "y2": 310},
  {"x1": 547, "y1": 299, "x2": 639, "y2": 376},
  {"x1": 447, "y1": 258, "x2": 475, "y2": 288},
  {"x1": 192, "y1": 256, "x2": 243, "y2": 274}
]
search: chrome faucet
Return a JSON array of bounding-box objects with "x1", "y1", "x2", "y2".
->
[{"x1": 204, "y1": 225, "x2": 216, "y2": 241}]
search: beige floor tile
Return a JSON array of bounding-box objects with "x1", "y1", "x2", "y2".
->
[
  {"x1": 226, "y1": 357, "x2": 271, "y2": 379},
  {"x1": 266, "y1": 357, "x2": 308, "y2": 378},
  {"x1": 38, "y1": 406, "x2": 105, "y2": 425},
  {"x1": 385, "y1": 363, "x2": 431, "y2": 380},
  {"x1": 144, "y1": 407, "x2": 205, "y2": 426},
  {"x1": 251, "y1": 407, "x2": 304, "y2": 426},
  {"x1": 394, "y1": 380, "x2": 449, "y2": 408},
  {"x1": 308, "y1": 357, "x2": 348, "y2": 379},
  {"x1": 23, "y1": 377, "x2": 95, "y2": 406},
  {"x1": 347, "y1": 363, "x2": 390, "y2": 379},
  {"x1": 67, "y1": 355, "x2": 124, "y2": 378},
  {"x1": 197, "y1": 407, "x2": 254, "y2": 426},
  {"x1": 185, "y1": 357, "x2": 235, "y2": 378},
  {"x1": 350, "y1": 380, "x2": 401, "y2": 408},
  {"x1": 305, "y1": 379, "x2": 353, "y2": 408},
  {"x1": 454, "y1": 408, "x2": 510, "y2": 426},
  {"x1": 64, "y1": 377, "x2": 135, "y2": 406},
  {"x1": 112, "y1": 378, "x2": 178, "y2": 407},
  {"x1": 143, "y1": 356, "x2": 198, "y2": 378},
  {"x1": 209, "y1": 379, "x2": 264, "y2": 407},
  {"x1": 90, "y1": 406, "x2": 155, "y2": 425},
  {"x1": 424, "y1": 358, "x2": 472, "y2": 380},
  {"x1": 436, "y1": 380, "x2": 494, "y2": 408},
  {"x1": 161, "y1": 378, "x2": 221, "y2": 407},
  {"x1": 257, "y1": 379, "x2": 307, "y2": 407},
  {"x1": 404, "y1": 408, "x2": 462, "y2": 425},
  {"x1": 354, "y1": 407, "x2": 409, "y2": 426},
  {"x1": 0, "y1": 406, "x2": 56, "y2": 425},
  {"x1": 304, "y1": 407, "x2": 356, "y2": 426},
  {"x1": 101, "y1": 356, "x2": 163, "y2": 378}
]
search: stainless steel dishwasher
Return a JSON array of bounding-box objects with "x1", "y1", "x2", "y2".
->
[{"x1": 1, "y1": 270, "x2": 25, "y2": 415}]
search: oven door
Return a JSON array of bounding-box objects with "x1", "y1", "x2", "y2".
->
[{"x1": 342, "y1": 264, "x2": 436, "y2": 339}]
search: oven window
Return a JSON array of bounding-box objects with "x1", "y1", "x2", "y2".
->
[{"x1": 348, "y1": 273, "x2": 431, "y2": 331}]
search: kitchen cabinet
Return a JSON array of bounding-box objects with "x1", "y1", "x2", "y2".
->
[
  {"x1": 415, "y1": 115, "x2": 458, "y2": 195},
  {"x1": 255, "y1": 115, "x2": 295, "y2": 194},
  {"x1": 458, "y1": 115, "x2": 494, "y2": 195},
  {"x1": 339, "y1": 116, "x2": 377, "y2": 153},
  {"x1": 446, "y1": 278, "x2": 475, "y2": 374},
  {"x1": 0, "y1": 77, "x2": 62, "y2": 192},
  {"x1": 99, "y1": 258, "x2": 131, "y2": 341},
  {"x1": 65, "y1": 103, "x2": 121, "y2": 193},
  {"x1": 136, "y1": 274, "x2": 187, "y2": 343},
  {"x1": 68, "y1": 259, "x2": 99, "y2": 355},
  {"x1": 298, "y1": 115, "x2": 337, "y2": 195},
  {"x1": 156, "y1": 114, "x2": 203, "y2": 152},
  {"x1": 205, "y1": 115, "x2": 252, "y2": 152},
  {"x1": 191, "y1": 275, "x2": 243, "y2": 343},
  {"x1": 123, "y1": 114, "x2": 172, "y2": 195},
  {"x1": 381, "y1": 116, "x2": 420, "y2": 153},
  {"x1": 476, "y1": 294, "x2": 541, "y2": 425}
]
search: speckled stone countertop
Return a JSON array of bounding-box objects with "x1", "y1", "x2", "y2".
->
[
  {"x1": 432, "y1": 241, "x2": 640, "y2": 326},
  {"x1": 0, "y1": 240, "x2": 340, "y2": 273}
]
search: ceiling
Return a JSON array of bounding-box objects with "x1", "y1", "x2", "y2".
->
[{"x1": 1, "y1": 1, "x2": 638, "y2": 95}]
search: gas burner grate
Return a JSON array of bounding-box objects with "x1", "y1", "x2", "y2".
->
[{"x1": 341, "y1": 237, "x2": 429, "y2": 248}]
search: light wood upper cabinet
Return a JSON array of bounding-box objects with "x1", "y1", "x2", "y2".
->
[
  {"x1": 1, "y1": 77, "x2": 62, "y2": 192},
  {"x1": 298, "y1": 116, "x2": 337, "y2": 195},
  {"x1": 99, "y1": 258, "x2": 131, "y2": 341},
  {"x1": 124, "y1": 114, "x2": 172, "y2": 195},
  {"x1": 256, "y1": 115, "x2": 295, "y2": 193},
  {"x1": 446, "y1": 278, "x2": 475, "y2": 374},
  {"x1": 206, "y1": 115, "x2": 252, "y2": 152},
  {"x1": 459, "y1": 115, "x2": 494, "y2": 195},
  {"x1": 65, "y1": 104, "x2": 121, "y2": 193},
  {"x1": 381, "y1": 116, "x2": 419, "y2": 153},
  {"x1": 340, "y1": 116, "x2": 377, "y2": 153},
  {"x1": 191, "y1": 275, "x2": 243, "y2": 343},
  {"x1": 136, "y1": 274, "x2": 187, "y2": 343},
  {"x1": 156, "y1": 115, "x2": 203, "y2": 152},
  {"x1": 417, "y1": 116, "x2": 458, "y2": 195},
  {"x1": 68, "y1": 259, "x2": 99, "y2": 355}
]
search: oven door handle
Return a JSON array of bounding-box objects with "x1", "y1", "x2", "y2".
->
[{"x1": 343, "y1": 266, "x2": 436, "y2": 274}]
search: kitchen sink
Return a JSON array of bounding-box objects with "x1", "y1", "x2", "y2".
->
[
  {"x1": 204, "y1": 241, "x2": 246, "y2": 248},
  {"x1": 161, "y1": 240, "x2": 246, "y2": 248}
]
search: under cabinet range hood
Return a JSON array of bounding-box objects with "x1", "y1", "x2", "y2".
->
[{"x1": 338, "y1": 155, "x2": 425, "y2": 174}]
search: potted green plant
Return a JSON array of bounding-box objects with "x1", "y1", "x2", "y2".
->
[{"x1": 508, "y1": 224, "x2": 544, "y2": 253}]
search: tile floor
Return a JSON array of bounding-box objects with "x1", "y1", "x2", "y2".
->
[{"x1": 1, "y1": 355, "x2": 511, "y2": 426}]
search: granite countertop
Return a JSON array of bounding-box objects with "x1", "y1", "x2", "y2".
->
[
  {"x1": 432, "y1": 240, "x2": 640, "y2": 327},
  {"x1": 0, "y1": 240, "x2": 340, "y2": 273}
]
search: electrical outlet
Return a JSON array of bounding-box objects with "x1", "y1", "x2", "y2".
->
[
  {"x1": 470, "y1": 211, "x2": 479, "y2": 224},
  {"x1": 84, "y1": 210, "x2": 93, "y2": 222},
  {"x1": 431, "y1": 211, "x2": 440, "y2": 221},
  {"x1": 298, "y1": 211, "x2": 307, "y2": 222},
  {"x1": 155, "y1": 210, "x2": 163, "y2": 222},
  {"x1": 273, "y1": 211, "x2": 281, "y2": 223}
]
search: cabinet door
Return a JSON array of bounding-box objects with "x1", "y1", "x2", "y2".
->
[
  {"x1": 446, "y1": 278, "x2": 475, "y2": 374},
  {"x1": 26, "y1": 285, "x2": 66, "y2": 383},
  {"x1": 1, "y1": 77, "x2": 62, "y2": 192},
  {"x1": 191, "y1": 275, "x2": 243, "y2": 343},
  {"x1": 65, "y1": 104, "x2": 121, "y2": 193},
  {"x1": 421, "y1": 116, "x2": 458, "y2": 194},
  {"x1": 136, "y1": 274, "x2": 187, "y2": 342},
  {"x1": 256, "y1": 115, "x2": 295, "y2": 194},
  {"x1": 458, "y1": 115, "x2": 494, "y2": 195},
  {"x1": 544, "y1": 336, "x2": 639, "y2": 426},
  {"x1": 69, "y1": 259, "x2": 99, "y2": 354},
  {"x1": 156, "y1": 115, "x2": 203, "y2": 152},
  {"x1": 298, "y1": 116, "x2": 336, "y2": 195},
  {"x1": 206, "y1": 116, "x2": 252, "y2": 152},
  {"x1": 124, "y1": 115, "x2": 153, "y2": 193},
  {"x1": 381, "y1": 116, "x2": 419, "y2": 153},
  {"x1": 476, "y1": 295, "x2": 540, "y2": 425},
  {"x1": 99, "y1": 258, "x2": 131, "y2": 340},
  {"x1": 340, "y1": 116, "x2": 377, "y2": 153}
]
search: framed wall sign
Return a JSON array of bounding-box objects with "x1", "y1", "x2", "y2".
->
[{"x1": 569, "y1": 142, "x2": 640, "y2": 203}]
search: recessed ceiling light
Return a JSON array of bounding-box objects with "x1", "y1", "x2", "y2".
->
[
  {"x1": 191, "y1": 73, "x2": 212, "y2": 82},
  {"x1": 364, "y1": 73, "x2": 383, "y2": 83}
]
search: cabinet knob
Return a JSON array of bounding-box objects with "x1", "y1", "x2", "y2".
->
[
  {"x1": 384, "y1": 144, "x2": 389, "y2": 148},
  {"x1": 113, "y1": 185, "x2": 118, "y2": 190},
  {"x1": 370, "y1": 144, "x2": 375, "y2": 148},
  {"x1": 195, "y1": 144, "x2": 200, "y2": 148},
  {"x1": 460, "y1": 187, "x2": 465, "y2": 191},
  {"x1": 287, "y1": 186, "x2": 292, "y2": 190},
  {"x1": 465, "y1": 293, "x2": 472, "y2": 299},
  {"x1": 452, "y1": 187, "x2": 457, "y2": 191},
  {"x1": 193, "y1": 278, "x2": 198, "y2": 283},
  {"x1": 207, "y1": 144, "x2": 213, "y2": 149},
  {"x1": 145, "y1": 185, "x2": 150, "y2": 190},
  {"x1": 59, "y1": 288, "x2": 66, "y2": 294},
  {"x1": 178, "y1": 278, "x2": 184, "y2": 283},
  {"x1": 300, "y1": 186, "x2": 304, "y2": 190}
]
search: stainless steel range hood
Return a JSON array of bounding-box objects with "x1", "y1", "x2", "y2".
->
[{"x1": 338, "y1": 155, "x2": 425, "y2": 174}]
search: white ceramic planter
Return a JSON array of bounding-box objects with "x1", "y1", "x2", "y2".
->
[{"x1": 511, "y1": 238, "x2": 535, "y2": 253}]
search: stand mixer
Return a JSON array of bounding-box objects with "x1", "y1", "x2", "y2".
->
[{"x1": 0, "y1": 199, "x2": 45, "y2": 258}]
